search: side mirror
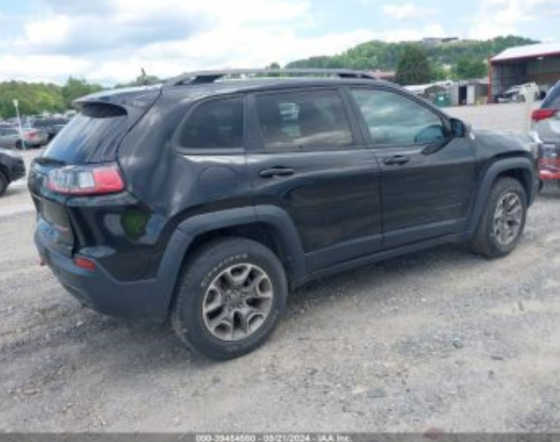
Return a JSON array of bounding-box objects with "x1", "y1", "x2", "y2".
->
[{"x1": 450, "y1": 118, "x2": 470, "y2": 138}]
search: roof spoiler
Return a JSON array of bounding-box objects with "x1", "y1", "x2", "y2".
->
[
  {"x1": 164, "y1": 69, "x2": 379, "y2": 87},
  {"x1": 73, "y1": 85, "x2": 162, "y2": 111}
]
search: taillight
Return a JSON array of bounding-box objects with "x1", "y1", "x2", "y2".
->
[
  {"x1": 74, "y1": 256, "x2": 96, "y2": 271},
  {"x1": 532, "y1": 109, "x2": 558, "y2": 122},
  {"x1": 47, "y1": 163, "x2": 125, "y2": 195}
]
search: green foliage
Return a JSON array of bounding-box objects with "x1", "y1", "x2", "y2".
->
[
  {"x1": 0, "y1": 77, "x2": 103, "y2": 119},
  {"x1": 454, "y1": 56, "x2": 488, "y2": 80},
  {"x1": 395, "y1": 45, "x2": 432, "y2": 85},
  {"x1": 61, "y1": 77, "x2": 103, "y2": 108},
  {"x1": 431, "y1": 63, "x2": 450, "y2": 81},
  {"x1": 115, "y1": 73, "x2": 162, "y2": 88},
  {"x1": 287, "y1": 35, "x2": 537, "y2": 82}
]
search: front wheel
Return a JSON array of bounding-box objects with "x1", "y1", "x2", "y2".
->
[
  {"x1": 470, "y1": 177, "x2": 527, "y2": 258},
  {"x1": 172, "y1": 237, "x2": 288, "y2": 360}
]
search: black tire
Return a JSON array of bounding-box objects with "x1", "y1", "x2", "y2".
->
[
  {"x1": 0, "y1": 172, "x2": 8, "y2": 197},
  {"x1": 470, "y1": 177, "x2": 527, "y2": 258},
  {"x1": 15, "y1": 140, "x2": 24, "y2": 150},
  {"x1": 171, "y1": 237, "x2": 288, "y2": 360}
]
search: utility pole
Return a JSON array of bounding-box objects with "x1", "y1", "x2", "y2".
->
[{"x1": 12, "y1": 99, "x2": 26, "y2": 151}]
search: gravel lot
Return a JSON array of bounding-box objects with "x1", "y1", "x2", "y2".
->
[{"x1": 1, "y1": 103, "x2": 560, "y2": 433}]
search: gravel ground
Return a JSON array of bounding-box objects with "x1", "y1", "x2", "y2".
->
[{"x1": 1, "y1": 103, "x2": 560, "y2": 433}]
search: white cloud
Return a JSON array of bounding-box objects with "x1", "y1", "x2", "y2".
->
[
  {"x1": 0, "y1": 0, "x2": 380, "y2": 85},
  {"x1": 382, "y1": 3, "x2": 435, "y2": 20},
  {"x1": 468, "y1": 0, "x2": 560, "y2": 39}
]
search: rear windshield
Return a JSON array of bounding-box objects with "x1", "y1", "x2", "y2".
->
[
  {"x1": 542, "y1": 82, "x2": 560, "y2": 109},
  {"x1": 42, "y1": 103, "x2": 127, "y2": 164}
]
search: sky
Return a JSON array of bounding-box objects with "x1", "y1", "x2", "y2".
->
[{"x1": 0, "y1": 0, "x2": 559, "y2": 86}]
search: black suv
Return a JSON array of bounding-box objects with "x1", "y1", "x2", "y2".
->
[
  {"x1": 29, "y1": 69, "x2": 539, "y2": 360},
  {"x1": 0, "y1": 148, "x2": 25, "y2": 197}
]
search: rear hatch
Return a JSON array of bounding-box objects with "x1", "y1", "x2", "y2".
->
[{"x1": 29, "y1": 86, "x2": 161, "y2": 257}]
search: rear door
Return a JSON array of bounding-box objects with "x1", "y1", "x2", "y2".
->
[
  {"x1": 246, "y1": 87, "x2": 382, "y2": 272},
  {"x1": 348, "y1": 86, "x2": 476, "y2": 249}
]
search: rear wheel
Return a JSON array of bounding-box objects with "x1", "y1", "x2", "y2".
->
[
  {"x1": 470, "y1": 177, "x2": 527, "y2": 258},
  {"x1": 0, "y1": 173, "x2": 8, "y2": 197},
  {"x1": 172, "y1": 237, "x2": 288, "y2": 360},
  {"x1": 15, "y1": 140, "x2": 23, "y2": 150}
]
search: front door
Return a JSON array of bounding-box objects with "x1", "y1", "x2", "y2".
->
[
  {"x1": 247, "y1": 88, "x2": 382, "y2": 272},
  {"x1": 348, "y1": 87, "x2": 477, "y2": 249}
]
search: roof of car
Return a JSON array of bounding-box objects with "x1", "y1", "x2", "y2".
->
[
  {"x1": 77, "y1": 76, "x2": 396, "y2": 108},
  {"x1": 169, "y1": 77, "x2": 390, "y2": 93}
]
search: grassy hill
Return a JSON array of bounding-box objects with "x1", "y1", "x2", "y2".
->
[{"x1": 286, "y1": 35, "x2": 538, "y2": 73}]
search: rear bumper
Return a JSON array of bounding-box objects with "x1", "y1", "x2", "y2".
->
[
  {"x1": 34, "y1": 229, "x2": 174, "y2": 322},
  {"x1": 540, "y1": 169, "x2": 560, "y2": 180}
]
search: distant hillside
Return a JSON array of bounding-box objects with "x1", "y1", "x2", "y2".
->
[{"x1": 286, "y1": 35, "x2": 538, "y2": 72}]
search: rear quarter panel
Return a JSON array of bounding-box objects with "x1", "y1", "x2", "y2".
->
[{"x1": 117, "y1": 90, "x2": 253, "y2": 278}]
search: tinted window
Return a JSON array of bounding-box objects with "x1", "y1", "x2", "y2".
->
[
  {"x1": 43, "y1": 103, "x2": 127, "y2": 164},
  {"x1": 351, "y1": 88, "x2": 447, "y2": 146},
  {"x1": 542, "y1": 81, "x2": 560, "y2": 109},
  {"x1": 179, "y1": 97, "x2": 244, "y2": 149},
  {"x1": 256, "y1": 90, "x2": 353, "y2": 151}
]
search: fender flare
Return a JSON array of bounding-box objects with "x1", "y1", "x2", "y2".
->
[
  {"x1": 466, "y1": 157, "x2": 535, "y2": 236},
  {"x1": 155, "y1": 205, "x2": 307, "y2": 315}
]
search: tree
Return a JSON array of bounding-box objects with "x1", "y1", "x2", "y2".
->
[
  {"x1": 454, "y1": 56, "x2": 488, "y2": 80},
  {"x1": 431, "y1": 63, "x2": 450, "y2": 82},
  {"x1": 61, "y1": 77, "x2": 103, "y2": 108},
  {"x1": 286, "y1": 35, "x2": 537, "y2": 77},
  {"x1": 395, "y1": 45, "x2": 432, "y2": 86}
]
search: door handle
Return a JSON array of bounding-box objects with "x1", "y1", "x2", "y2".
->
[
  {"x1": 383, "y1": 155, "x2": 410, "y2": 166},
  {"x1": 259, "y1": 167, "x2": 295, "y2": 178}
]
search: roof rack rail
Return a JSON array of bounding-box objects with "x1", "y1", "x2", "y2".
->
[{"x1": 164, "y1": 69, "x2": 378, "y2": 87}]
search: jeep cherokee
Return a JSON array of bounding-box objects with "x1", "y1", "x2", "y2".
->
[{"x1": 29, "y1": 69, "x2": 539, "y2": 360}]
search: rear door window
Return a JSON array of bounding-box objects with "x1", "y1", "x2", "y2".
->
[
  {"x1": 255, "y1": 89, "x2": 354, "y2": 151},
  {"x1": 42, "y1": 103, "x2": 127, "y2": 164},
  {"x1": 178, "y1": 96, "x2": 244, "y2": 149}
]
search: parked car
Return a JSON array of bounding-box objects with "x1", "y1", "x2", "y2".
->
[
  {"x1": 29, "y1": 117, "x2": 69, "y2": 142},
  {"x1": 0, "y1": 148, "x2": 26, "y2": 197},
  {"x1": 498, "y1": 83, "x2": 540, "y2": 103},
  {"x1": 531, "y1": 79, "x2": 560, "y2": 187},
  {"x1": 29, "y1": 69, "x2": 539, "y2": 360},
  {"x1": 0, "y1": 126, "x2": 48, "y2": 149}
]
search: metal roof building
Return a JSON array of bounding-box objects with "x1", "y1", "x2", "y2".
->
[{"x1": 489, "y1": 42, "x2": 560, "y2": 102}]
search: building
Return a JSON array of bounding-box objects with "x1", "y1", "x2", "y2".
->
[
  {"x1": 422, "y1": 37, "x2": 460, "y2": 47},
  {"x1": 404, "y1": 83, "x2": 449, "y2": 107},
  {"x1": 489, "y1": 42, "x2": 560, "y2": 102},
  {"x1": 449, "y1": 80, "x2": 489, "y2": 106}
]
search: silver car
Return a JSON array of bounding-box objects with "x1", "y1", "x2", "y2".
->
[
  {"x1": 532, "y1": 80, "x2": 560, "y2": 185},
  {"x1": 0, "y1": 126, "x2": 48, "y2": 149}
]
